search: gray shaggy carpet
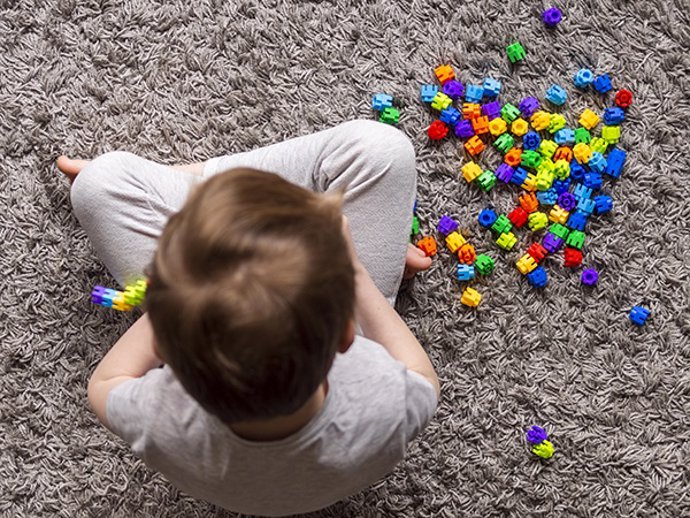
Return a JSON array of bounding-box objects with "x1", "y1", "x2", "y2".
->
[{"x1": 1, "y1": 0, "x2": 689, "y2": 516}]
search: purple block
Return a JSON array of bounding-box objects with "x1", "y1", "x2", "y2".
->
[
  {"x1": 482, "y1": 101, "x2": 502, "y2": 120},
  {"x1": 437, "y1": 215, "x2": 459, "y2": 236},
  {"x1": 543, "y1": 7, "x2": 563, "y2": 27},
  {"x1": 542, "y1": 233, "x2": 564, "y2": 253},
  {"x1": 519, "y1": 96, "x2": 540, "y2": 118},
  {"x1": 455, "y1": 119, "x2": 475, "y2": 139},
  {"x1": 581, "y1": 268, "x2": 599, "y2": 286},
  {"x1": 442, "y1": 79, "x2": 465, "y2": 100},
  {"x1": 526, "y1": 425, "x2": 549, "y2": 444},
  {"x1": 495, "y1": 163, "x2": 515, "y2": 183},
  {"x1": 91, "y1": 286, "x2": 106, "y2": 305},
  {"x1": 557, "y1": 192, "x2": 577, "y2": 211}
]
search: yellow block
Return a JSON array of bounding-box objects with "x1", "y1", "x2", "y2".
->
[{"x1": 461, "y1": 287, "x2": 482, "y2": 307}]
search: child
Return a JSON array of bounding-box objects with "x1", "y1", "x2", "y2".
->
[{"x1": 59, "y1": 120, "x2": 439, "y2": 516}]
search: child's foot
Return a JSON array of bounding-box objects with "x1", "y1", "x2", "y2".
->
[
  {"x1": 56, "y1": 155, "x2": 90, "y2": 184},
  {"x1": 403, "y1": 243, "x2": 432, "y2": 279}
]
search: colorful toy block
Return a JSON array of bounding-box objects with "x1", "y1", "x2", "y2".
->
[
  {"x1": 577, "y1": 198, "x2": 596, "y2": 215},
  {"x1": 549, "y1": 223, "x2": 570, "y2": 240},
  {"x1": 428, "y1": 120, "x2": 449, "y2": 140},
  {"x1": 535, "y1": 171, "x2": 555, "y2": 192},
  {"x1": 545, "y1": 84, "x2": 568, "y2": 106},
  {"x1": 461, "y1": 287, "x2": 482, "y2": 307},
  {"x1": 431, "y1": 92, "x2": 452, "y2": 111},
  {"x1": 629, "y1": 305, "x2": 650, "y2": 326},
  {"x1": 526, "y1": 425, "x2": 549, "y2": 444},
  {"x1": 521, "y1": 149, "x2": 542, "y2": 169},
  {"x1": 574, "y1": 127, "x2": 591, "y2": 144},
  {"x1": 602, "y1": 125, "x2": 621, "y2": 144},
  {"x1": 527, "y1": 266, "x2": 548, "y2": 288},
  {"x1": 538, "y1": 139, "x2": 558, "y2": 159},
  {"x1": 489, "y1": 117, "x2": 508, "y2": 136},
  {"x1": 615, "y1": 89, "x2": 633, "y2": 108},
  {"x1": 507, "y1": 206, "x2": 529, "y2": 228},
  {"x1": 573, "y1": 142, "x2": 592, "y2": 164},
  {"x1": 496, "y1": 231, "x2": 518, "y2": 251},
  {"x1": 455, "y1": 119, "x2": 475, "y2": 139},
  {"x1": 510, "y1": 166, "x2": 529, "y2": 186},
  {"x1": 465, "y1": 84, "x2": 484, "y2": 103},
  {"x1": 456, "y1": 264, "x2": 475, "y2": 281},
  {"x1": 603, "y1": 107, "x2": 626, "y2": 125},
  {"x1": 462, "y1": 102, "x2": 482, "y2": 120},
  {"x1": 417, "y1": 236, "x2": 438, "y2": 256},
  {"x1": 462, "y1": 161, "x2": 483, "y2": 182},
  {"x1": 516, "y1": 254, "x2": 538, "y2": 275},
  {"x1": 542, "y1": 232, "x2": 564, "y2": 253},
  {"x1": 566, "y1": 230, "x2": 586, "y2": 249},
  {"x1": 532, "y1": 440, "x2": 555, "y2": 459},
  {"x1": 569, "y1": 161, "x2": 585, "y2": 181},
  {"x1": 522, "y1": 173, "x2": 538, "y2": 192},
  {"x1": 379, "y1": 107, "x2": 400, "y2": 125},
  {"x1": 552, "y1": 178, "x2": 572, "y2": 195},
  {"x1": 554, "y1": 128, "x2": 575, "y2": 146},
  {"x1": 411, "y1": 215, "x2": 420, "y2": 237},
  {"x1": 563, "y1": 247, "x2": 583, "y2": 268},
  {"x1": 542, "y1": 7, "x2": 562, "y2": 26},
  {"x1": 566, "y1": 212, "x2": 588, "y2": 231},
  {"x1": 519, "y1": 191, "x2": 539, "y2": 213},
  {"x1": 472, "y1": 115, "x2": 490, "y2": 135},
  {"x1": 594, "y1": 195, "x2": 613, "y2": 214},
  {"x1": 557, "y1": 192, "x2": 577, "y2": 211},
  {"x1": 505, "y1": 148, "x2": 523, "y2": 167},
  {"x1": 478, "y1": 208, "x2": 499, "y2": 228},
  {"x1": 590, "y1": 137, "x2": 608, "y2": 154},
  {"x1": 458, "y1": 243, "x2": 477, "y2": 264},
  {"x1": 527, "y1": 242, "x2": 548, "y2": 262},
  {"x1": 583, "y1": 172, "x2": 603, "y2": 190},
  {"x1": 579, "y1": 108, "x2": 600, "y2": 130},
  {"x1": 506, "y1": 42, "x2": 526, "y2": 63},
  {"x1": 604, "y1": 148, "x2": 626, "y2": 178},
  {"x1": 573, "y1": 184, "x2": 593, "y2": 200},
  {"x1": 528, "y1": 212, "x2": 549, "y2": 231},
  {"x1": 494, "y1": 133, "x2": 516, "y2": 154},
  {"x1": 371, "y1": 93, "x2": 393, "y2": 111},
  {"x1": 530, "y1": 111, "x2": 551, "y2": 131},
  {"x1": 553, "y1": 159, "x2": 570, "y2": 180},
  {"x1": 437, "y1": 215, "x2": 459, "y2": 235},
  {"x1": 482, "y1": 101, "x2": 502, "y2": 120},
  {"x1": 475, "y1": 254, "x2": 495, "y2": 275},
  {"x1": 593, "y1": 73, "x2": 613, "y2": 93},
  {"x1": 445, "y1": 231, "x2": 466, "y2": 253},
  {"x1": 482, "y1": 77, "x2": 502, "y2": 97},
  {"x1": 536, "y1": 188, "x2": 558, "y2": 205},
  {"x1": 491, "y1": 214, "x2": 513, "y2": 234},
  {"x1": 548, "y1": 113, "x2": 567, "y2": 133},
  {"x1": 434, "y1": 64, "x2": 455, "y2": 84},
  {"x1": 477, "y1": 170, "x2": 497, "y2": 192},
  {"x1": 420, "y1": 84, "x2": 439, "y2": 103},
  {"x1": 465, "y1": 136, "x2": 485, "y2": 156},
  {"x1": 581, "y1": 268, "x2": 598, "y2": 286},
  {"x1": 588, "y1": 152, "x2": 607, "y2": 173},
  {"x1": 523, "y1": 131, "x2": 541, "y2": 151},
  {"x1": 442, "y1": 79, "x2": 465, "y2": 100},
  {"x1": 519, "y1": 97, "x2": 540, "y2": 118},
  {"x1": 511, "y1": 118, "x2": 529, "y2": 136},
  {"x1": 440, "y1": 106, "x2": 461, "y2": 126},
  {"x1": 573, "y1": 68, "x2": 594, "y2": 88},
  {"x1": 501, "y1": 103, "x2": 521, "y2": 123}
]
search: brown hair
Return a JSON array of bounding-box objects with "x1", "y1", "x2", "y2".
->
[{"x1": 146, "y1": 168, "x2": 355, "y2": 423}]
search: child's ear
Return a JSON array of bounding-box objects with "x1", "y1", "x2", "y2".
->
[{"x1": 338, "y1": 318, "x2": 356, "y2": 354}]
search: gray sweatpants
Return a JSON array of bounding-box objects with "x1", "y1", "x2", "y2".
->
[{"x1": 70, "y1": 120, "x2": 417, "y2": 303}]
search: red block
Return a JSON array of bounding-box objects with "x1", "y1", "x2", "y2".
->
[
  {"x1": 615, "y1": 89, "x2": 633, "y2": 109},
  {"x1": 428, "y1": 120, "x2": 449, "y2": 140},
  {"x1": 508, "y1": 207, "x2": 529, "y2": 228},
  {"x1": 563, "y1": 247, "x2": 583, "y2": 268},
  {"x1": 527, "y1": 242, "x2": 548, "y2": 263}
]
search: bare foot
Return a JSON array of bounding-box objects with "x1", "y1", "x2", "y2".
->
[
  {"x1": 403, "y1": 243, "x2": 432, "y2": 279},
  {"x1": 56, "y1": 155, "x2": 91, "y2": 184}
]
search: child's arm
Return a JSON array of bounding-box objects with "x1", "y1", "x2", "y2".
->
[
  {"x1": 87, "y1": 313, "x2": 162, "y2": 430},
  {"x1": 342, "y1": 218, "x2": 440, "y2": 398}
]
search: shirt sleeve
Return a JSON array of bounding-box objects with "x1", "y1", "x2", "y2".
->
[{"x1": 403, "y1": 369, "x2": 439, "y2": 440}]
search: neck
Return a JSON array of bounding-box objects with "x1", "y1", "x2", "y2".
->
[{"x1": 229, "y1": 381, "x2": 328, "y2": 441}]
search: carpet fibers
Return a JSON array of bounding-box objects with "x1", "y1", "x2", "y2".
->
[{"x1": 1, "y1": 0, "x2": 689, "y2": 516}]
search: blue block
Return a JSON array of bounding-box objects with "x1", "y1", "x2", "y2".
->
[
  {"x1": 440, "y1": 107, "x2": 461, "y2": 126},
  {"x1": 593, "y1": 73, "x2": 613, "y2": 94},
  {"x1": 569, "y1": 161, "x2": 586, "y2": 181},
  {"x1": 523, "y1": 131, "x2": 541, "y2": 151},
  {"x1": 510, "y1": 167, "x2": 529, "y2": 186},
  {"x1": 603, "y1": 107, "x2": 626, "y2": 125},
  {"x1": 527, "y1": 266, "x2": 548, "y2": 288},
  {"x1": 577, "y1": 198, "x2": 596, "y2": 215},
  {"x1": 420, "y1": 84, "x2": 439, "y2": 103},
  {"x1": 594, "y1": 195, "x2": 613, "y2": 214},
  {"x1": 604, "y1": 148, "x2": 627, "y2": 178},
  {"x1": 478, "y1": 208, "x2": 498, "y2": 228},
  {"x1": 371, "y1": 93, "x2": 393, "y2": 111},
  {"x1": 554, "y1": 128, "x2": 575, "y2": 146},
  {"x1": 552, "y1": 178, "x2": 571, "y2": 195},
  {"x1": 545, "y1": 84, "x2": 568, "y2": 106},
  {"x1": 482, "y1": 77, "x2": 502, "y2": 98},
  {"x1": 536, "y1": 189, "x2": 558, "y2": 206},
  {"x1": 629, "y1": 306, "x2": 650, "y2": 326},
  {"x1": 574, "y1": 68, "x2": 594, "y2": 88},
  {"x1": 566, "y1": 211, "x2": 588, "y2": 231},
  {"x1": 589, "y1": 152, "x2": 607, "y2": 173},
  {"x1": 573, "y1": 184, "x2": 593, "y2": 200},
  {"x1": 583, "y1": 172, "x2": 603, "y2": 190},
  {"x1": 456, "y1": 264, "x2": 476, "y2": 281},
  {"x1": 465, "y1": 84, "x2": 484, "y2": 103}
]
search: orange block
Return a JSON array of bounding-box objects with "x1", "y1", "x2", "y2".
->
[
  {"x1": 553, "y1": 146, "x2": 573, "y2": 162},
  {"x1": 462, "y1": 103, "x2": 481, "y2": 120},
  {"x1": 434, "y1": 64, "x2": 455, "y2": 85},
  {"x1": 471, "y1": 116, "x2": 490, "y2": 135},
  {"x1": 416, "y1": 236, "x2": 437, "y2": 257},
  {"x1": 464, "y1": 136, "x2": 485, "y2": 156},
  {"x1": 457, "y1": 243, "x2": 477, "y2": 264},
  {"x1": 519, "y1": 191, "x2": 539, "y2": 213},
  {"x1": 505, "y1": 147, "x2": 522, "y2": 167}
]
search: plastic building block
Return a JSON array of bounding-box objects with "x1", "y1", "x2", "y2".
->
[
  {"x1": 478, "y1": 208, "x2": 498, "y2": 228},
  {"x1": 573, "y1": 184, "x2": 593, "y2": 200},
  {"x1": 548, "y1": 113, "x2": 567, "y2": 133},
  {"x1": 574, "y1": 127, "x2": 591, "y2": 144},
  {"x1": 538, "y1": 139, "x2": 558, "y2": 159},
  {"x1": 440, "y1": 106, "x2": 461, "y2": 126},
  {"x1": 519, "y1": 97, "x2": 541, "y2": 118},
  {"x1": 588, "y1": 152, "x2": 607, "y2": 173},
  {"x1": 604, "y1": 148, "x2": 627, "y2": 178},
  {"x1": 629, "y1": 305, "x2": 650, "y2": 326},
  {"x1": 526, "y1": 425, "x2": 549, "y2": 444},
  {"x1": 91, "y1": 285, "x2": 106, "y2": 305},
  {"x1": 495, "y1": 163, "x2": 515, "y2": 183},
  {"x1": 416, "y1": 236, "x2": 437, "y2": 257},
  {"x1": 465, "y1": 136, "x2": 485, "y2": 156},
  {"x1": 475, "y1": 254, "x2": 495, "y2": 276},
  {"x1": 581, "y1": 268, "x2": 598, "y2": 286},
  {"x1": 615, "y1": 89, "x2": 633, "y2": 108},
  {"x1": 542, "y1": 233, "x2": 564, "y2": 253},
  {"x1": 583, "y1": 172, "x2": 603, "y2": 191},
  {"x1": 552, "y1": 178, "x2": 571, "y2": 195},
  {"x1": 123, "y1": 279, "x2": 148, "y2": 307},
  {"x1": 455, "y1": 119, "x2": 475, "y2": 139},
  {"x1": 566, "y1": 230, "x2": 586, "y2": 249},
  {"x1": 511, "y1": 118, "x2": 529, "y2": 136},
  {"x1": 434, "y1": 64, "x2": 455, "y2": 84},
  {"x1": 428, "y1": 120, "x2": 449, "y2": 140},
  {"x1": 491, "y1": 214, "x2": 513, "y2": 234},
  {"x1": 554, "y1": 128, "x2": 575, "y2": 146},
  {"x1": 566, "y1": 212, "x2": 588, "y2": 231},
  {"x1": 437, "y1": 215, "x2": 459, "y2": 235},
  {"x1": 458, "y1": 243, "x2": 477, "y2": 265},
  {"x1": 523, "y1": 131, "x2": 541, "y2": 151},
  {"x1": 530, "y1": 111, "x2": 551, "y2": 131},
  {"x1": 577, "y1": 198, "x2": 596, "y2": 215},
  {"x1": 573, "y1": 142, "x2": 592, "y2": 164},
  {"x1": 535, "y1": 170, "x2": 555, "y2": 192},
  {"x1": 472, "y1": 115, "x2": 490, "y2": 135},
  {"x1": 371, "y1": 93, "x2": 393, "y2": 111},
  {"x1": 508, "y1": 207, "x2": 529, "y2": 228},
  {"x1": 505, "y1": 148, "x2": 522, "y2": 167},
  {"x1": 536, "y1": 188, "x2": 557, "y2": 205},
  {"x1": 462, "y1": 161, "x2": 483, "y2": 182},
  {"x1": 420, "y1": 84, "x2": 439, "y2": 103},
  {"x1": 506, "y1": 42, "x2": 526, "y2": 63},
  {"x1": 445, "y1": 231, "x2": 466, "y2": 253},
  {"x1": 602, "y1": 125, "x2": 621, "y2": 144},
  {"x1": 482, "y1": 77, "x2": 502, "y2": 98},
  {"x1": 527, "y1": 242, "x2": 548, "y2": 262},
  {"x1": 521, "y1": 149, "x2": 542, "y2": 169},
  {"x1": 545, "y1": 84, "x2": 568, "y2": 106},
  {"x1": 464, "y1": 84, "x2": 484, "y2": 103},
  {"x1": 461, "y1": 287, "x2": 482, "y2": 307},
  {"x1": 593, "y1": 74, "x2": 613, "y2": 94},
  {"x1": 431, "y1": 92, "x2": 452, "y2": 111},
  {"x1": 462, "y1": 102, "x2": 482, "y2": 120},
  {"x1": 516, "y1": 254, "x2": 538, "y2": 275},
  {"x1": 489, "y1": 117, "x2": 508, "y2": 136},
  {"x1": 573, "y1": 68, "x2": 594, "y2": 88},
  {"x1": 536, "y1": 157, "x2": 555, "y2": 176},
  {"x1": 528, "y1": 212, "x2": 549, "y2": 231},
  {"x1": 579, "y1": 109, "x2": 600, "y2": 130},
  {"x1": 549, "y1": 223, "x2": 570, "y2": 240},
  {"x1": 527, "y1": 266, "x2": 548, "y2": 288},
  {"x1": 532, "y1": 440, "x2": 555, "y2": 459},
  {"x1": 542, "y1": 7, "x2": 562, "y2": 26},
  {"x1": 522, "y1": 173, "x2": 538, "y2": 192},
  {"x1": 496, "y1": 231, "x2": 518, "y2": 251},
  {"x1": 557, "y1": 192, "x2": 577, "y2": 211},
  {"x1": 494, "y1": 134, "x2": 516, "y2": 154},
  {"x1": 563, "y1": 247, "x2": 583, "y2": 268},
  {"x1": 594, "y1": 195, "x2": 613, "y2": 214},
  {"x1": 603, "y1": 107, "x2": 626, "y2": 125},
  {"x1": 590, "y1": 137, "x2": 608, "y2": 154},
  {"x1": 411, "y1": 215, "x2": 420, "y2": 237},
  {"x1": 482, "y1": 101, "x2": 502, "y2": 120},
  {"x1": 519, "y1": 191, "x2": 539, "y2": 213},
  {"x1": 456, "y1": 264, "x2": 475, "y2": 281},
  {"x1": 379, "y1": 107, "x2": 400, "y2": 125},
  {"x1": 510, "y1": 166, "x2": 529, "y2": 186},
  {"x1": 552, "y1": 159, "x2": 570, "y2": 180},
  {"x1": 569, "y1": 162, "x2": 585, "y2": 181},
  {"x1": 554, "y1": 145, "x2": 574, "y2": 163},
  {"x1": 501, "y1": 103, "x2": 521, "y2": 123},
  {"x1": 442, "y1": 79, "x2": 465, "y2": 100},
  {"x1": 476, "y1": 169, "x2": 497, "y2": 191}
]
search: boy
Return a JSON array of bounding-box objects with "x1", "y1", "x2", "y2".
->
[{"x1": 58, "y1": 120, "x2": 439, "y2": 516}]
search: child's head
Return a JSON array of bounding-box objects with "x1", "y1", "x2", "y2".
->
[{"x1": 147, "y1": 168, "x2": 355, "y2": 423}]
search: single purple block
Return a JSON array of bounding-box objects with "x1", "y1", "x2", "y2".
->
[
  {"x1": 437, "y1": 215, "x2": 459, "y2": 236},
  {"x1": 582, "y1": 268, "x2": 599, "y2": 286},
  {"x1": 519, "y1": 96, "x2": 540, "y2": 118},
  {"x1": 455, "y1": 119, "x2": 475, "y2": 139},
  {"x1": 443, "y1": 79, "x2": 465, "y2": 100},
  {"x1": 495, "y1": 163, "x2": 515, "y2": 183},
  {"x1": 557, "y1": 192, "x2": 577, "y2": 211},
  {"x1": 542, "y1": 233, "x2": 564, "y2": 253},
  {"x1": 482, "y1": 101, "x2": 502, "y2": 120},
  {"x1": 543, "y1": 7, "x2": 562, "y2": 27},
  {"x1": 526, "y1": 425, "x2": 549, "y2": 444},
  {"x1": 91, "y1": 286, "x2": 106, "y2": 305}
]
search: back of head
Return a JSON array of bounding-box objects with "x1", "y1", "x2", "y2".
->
[{"x1": 146, "y1": 168, "x2": 355, "y2": 423}]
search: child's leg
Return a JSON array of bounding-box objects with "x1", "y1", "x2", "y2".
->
[{"x1": 203, "y1": 120, "x2": 417, "y2": 302}]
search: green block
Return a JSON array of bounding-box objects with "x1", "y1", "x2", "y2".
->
[
  {"x1": 491, "y1": 214, "x2": 513, "y2": 234},
  {"x1": 553, "y1": 160, "x2": 570, "y2": 180},
  {"x1": 411, "y1": 215, "x2": 420, "y2": 236},
  {"x1": 496, "y1": 231, "x2": 517, "y2": 251},
  {"x1": 574, "y1": 127, "x2": 591, "y2": 144},
  {"x1": 590, "y1": 137, "x2": 608, "y2": 154},
  {"x1": 475, "y1": 254, "x2": 495, "y2": 276},
  {"x1": 494, "y1": 133, "x2": 515, "y2": 154},
  {"x1": 379, "y1": 107, "x2": 400, "y2": 125},
  {"x1": 501, "y1": 103, "x2": 521, "y2": 123},
  {"x1": 566, "y1": 230, "x2": 586, "y2": 249},
  {"x1": 477, "y1": 170, "x2": 497, "y2": 192},
  {"x1": 535, "y1": 171, "x2": 555, "y2": 191},
  {"x1": 521, "y1": 150, "x2": 542, "y2": 169},
  {"x1": 549, "y1": 223, "x2": 570, "y2": 240},
  {"x1": 506, "y1": 42, "x2": 526, "y2": 63}
]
